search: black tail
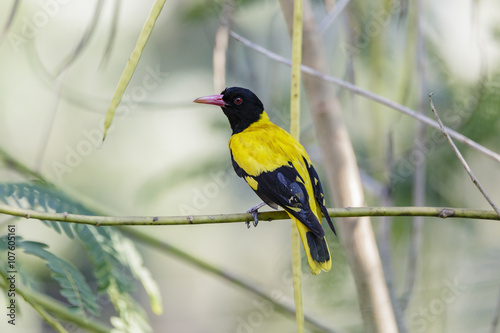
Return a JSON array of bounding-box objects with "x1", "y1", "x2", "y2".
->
[{"x1": 306, "y1": 232, "x2": 330, "y2": 263}]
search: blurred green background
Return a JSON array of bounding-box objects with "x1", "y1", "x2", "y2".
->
[{"x1": 1, "y1": 0, "x2": 500, "y2": 332}]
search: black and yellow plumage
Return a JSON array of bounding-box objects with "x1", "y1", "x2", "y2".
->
[{"x1": 194, "y1": 87, "x2": 336, "y2": 274}]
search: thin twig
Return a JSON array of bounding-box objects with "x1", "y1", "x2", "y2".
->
[
  {"x1": 229, "y1": 31, "x2": 500, "y2": 164},
  {"x1": 429, "y1": 94, "x2": 500, "y2": 216},
  {"x1": 1, "y1": 203, "x2": 499, "y2": 226}
]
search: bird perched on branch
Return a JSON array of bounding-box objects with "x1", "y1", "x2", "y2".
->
[{"x1": 194, "y1": 87, "x2": 336, "y2": 274}]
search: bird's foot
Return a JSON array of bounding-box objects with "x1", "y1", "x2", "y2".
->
[{"x1": 246, "y1": 201, "x2": 266, "y2": 228}]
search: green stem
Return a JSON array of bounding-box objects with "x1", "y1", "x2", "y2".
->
[
  {"x1": 0, "y1": 204, "x2": 498, "y2": 226},
  {"x1": 289, "y1": 0, "x2": 304, "y2": 330},
  {"x1": 0, "y1": 272, "x2": 111, "y2": 333}
]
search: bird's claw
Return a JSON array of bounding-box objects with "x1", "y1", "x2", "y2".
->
[
  {"x1": 246, "y1": 201, "x2": 265, "y2": 228},
  {"x1": 246, "y1": 208, "x2": 259, "y2": 228}
]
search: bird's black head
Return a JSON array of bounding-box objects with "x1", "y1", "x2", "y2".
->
[{"x1": 194, "y1": 87, "x2": 265, "y2": 134}]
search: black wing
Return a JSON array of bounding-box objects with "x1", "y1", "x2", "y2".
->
[
  {"x1": 241, "y1": 160, "x2": 325, "y2": 239},
  {"x1": 304, "y1": 157, "x2": 336, "y2": 235},
  {"x1": 230, "y1": 151, "x2": 278, "y2": 209}
]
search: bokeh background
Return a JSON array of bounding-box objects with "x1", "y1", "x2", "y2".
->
[{"x1": 1, "y1": 0, "x2": 500, "y2": 332}]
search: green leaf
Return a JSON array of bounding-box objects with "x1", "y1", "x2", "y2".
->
[
  {"x1": 17, "y1": 240, "x2": 100, "y2": 317},
  {"x1": 74, "y1": 225, "x2": 132, "y2": 293},
  {"x1": 0, "y1": 183, "x2": 74, "y2": 238},
  {"x1": 102, "y1": 0, "x2": 166, "y2": 141},
  {"x1": 0, "y1": 185, "x2": 8, "y2": 204},
  {"x1": 0, "y1": 182, "x2": 159, "y2": 328},
  {"x1": 73, "y1": 227, "x2": 154, "y2": 332}
]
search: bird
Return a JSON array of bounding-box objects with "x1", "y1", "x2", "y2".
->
[{"x1": 193, "y1": 87, "x2": 336, "y2": 275}]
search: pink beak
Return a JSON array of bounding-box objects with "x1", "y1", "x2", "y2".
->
[{"x1": 193, "y1": 94, "x2": 226, "y2": 107}]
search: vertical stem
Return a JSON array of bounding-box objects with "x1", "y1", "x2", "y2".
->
[
  {"x1": 290, "y1": 0, "x2": 303, "y2": 139},
  {"x1": 279, "y1": 1, "x2": 398, "y2": 332},
  {"x1": 290, "y1": 0, "x2": 305, "y2": 331}
]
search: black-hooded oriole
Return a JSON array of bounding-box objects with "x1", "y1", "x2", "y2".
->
[{"x1": 194, "y1": 87, "x2": 336, "y2": 274}]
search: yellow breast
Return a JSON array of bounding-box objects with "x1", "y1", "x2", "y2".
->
[{"x1": 229, "y1": 112, "x2": 310, "y2": 177}]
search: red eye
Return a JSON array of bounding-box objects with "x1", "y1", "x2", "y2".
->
[{"x1": 234, "y1": 97, "x2": 243, "y2": 105}]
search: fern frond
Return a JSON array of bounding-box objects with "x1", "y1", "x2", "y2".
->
[
  {"x1": 74, "y1": 224, "x2": 132, "y2": 293},
  {"x1": 0, "y1": 237, "x2": 100, "y2": 317},
  {"x1": 74, "y1": 224, "x2": 161, "y2": 324},
  {"x1": 0, "y1": 183, "x2": 76, "y2": 238},
  {"x1": 0, "y1": 182, "x2": 160, "y2": 327}
]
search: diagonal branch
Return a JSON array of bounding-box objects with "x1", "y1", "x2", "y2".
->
[
  {"x1": 102, "y1": 0, "x2": 166, "y2": 141},
  {"x1": 429, "y1": 94, "x2": 500, "y2": 216},
  {"x1": 229, "y1": 31, "x2": 500, "y2": 164}
]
